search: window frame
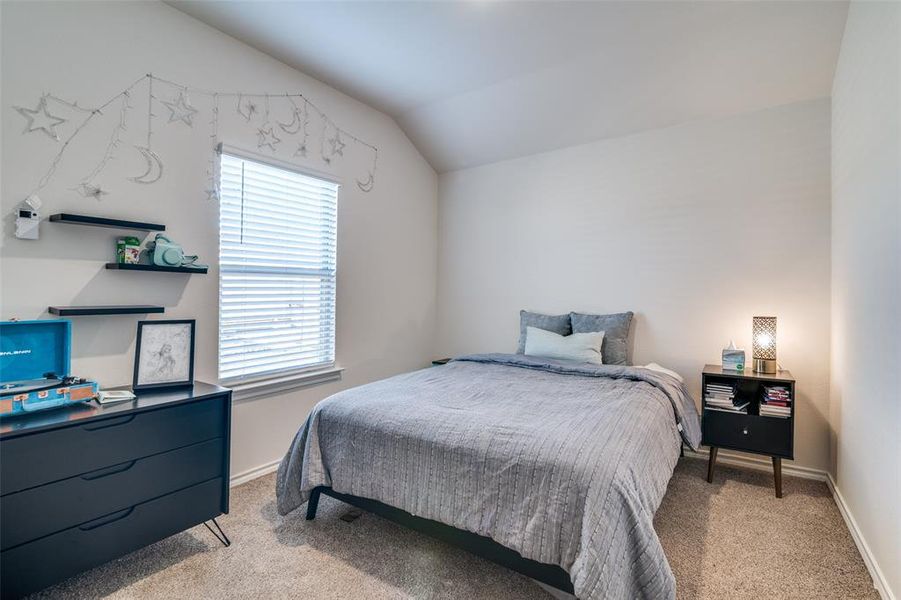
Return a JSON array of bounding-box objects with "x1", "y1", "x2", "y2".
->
[{"x1": 216, "y1": 144, "x2": 342, "y2": 400}]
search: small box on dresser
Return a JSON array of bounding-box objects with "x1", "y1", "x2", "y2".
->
[
  {"x1": 0, "y1": 382, "x2": 231, "y2": 598},
  {"x1": 700, "y1": 365, "x2": 795, "y2": 498}
]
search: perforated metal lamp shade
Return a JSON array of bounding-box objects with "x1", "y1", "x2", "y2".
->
[{"x1": 752, "y1": 316, "x2": 777, "y2": 373}]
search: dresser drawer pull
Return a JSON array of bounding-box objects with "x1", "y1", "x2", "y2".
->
[
  {"x1": 80, "y1": 460, "x2": 137, "y2": 481},
  {"x1": 82, "y1": 414, "x2": 136, "y2": 431},
  {"x1": 78, "y1": 507, "x2": 135, "y2": 531},
  {"x1": 742, "y1": 427, "x2": 749, "y2": 435}
]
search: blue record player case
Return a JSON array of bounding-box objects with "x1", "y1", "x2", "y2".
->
[{"x1": 0, "y1": 320, "x2": 98, "y2": 416}]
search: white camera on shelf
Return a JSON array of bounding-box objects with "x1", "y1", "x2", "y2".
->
[{"x1": 15, "y1": 195, "x2": 42, "y2": 240}]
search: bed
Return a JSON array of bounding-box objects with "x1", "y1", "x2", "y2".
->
[{"x1": 276, "y1": 353, "x2": 701, "y2": 600}]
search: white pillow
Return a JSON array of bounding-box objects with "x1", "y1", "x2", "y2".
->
[
  {"x1": 524, "y1": 326, "x2": 605, "y2": 365},
  {"x1": 641, "y1": 362, "x2": 684, "y2": 382}
]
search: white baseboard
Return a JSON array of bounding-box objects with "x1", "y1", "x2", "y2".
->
[
  {"x1": 683, "y1": 448, "x2": 828, "y2": 481},
  {"x1": 229, "y1": 459, "x2": 281, "y2": 487},
  {"x1": 826, "y1": 474, "x2": 894, "y2": 600},
  {"x1": 685, "y1": 449, "x2": 891, "y2": 599}
]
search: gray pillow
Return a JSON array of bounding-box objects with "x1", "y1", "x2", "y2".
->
[
  {"x1": 570, "y1": 311, "x2": 634, "y2": 365},
  {"x1": 517, "y1": 310, "x2": 571, "y2": 354}
]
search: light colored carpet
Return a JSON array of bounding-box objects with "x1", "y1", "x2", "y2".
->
[{"x1": 30, "y1": 458, "x2": 877, "y2": 599}]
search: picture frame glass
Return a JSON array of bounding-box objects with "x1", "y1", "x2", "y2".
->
[{"x1": 136, "y1": 322, "x2": 194, "y2": 387}]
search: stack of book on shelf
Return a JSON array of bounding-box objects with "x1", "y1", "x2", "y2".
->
[
  {"x1": 760, "y1": 385, "x2": 791, "y2": 417},
  {"x1": 704, "y1": 382, "x2": 749, "y2": 414}
]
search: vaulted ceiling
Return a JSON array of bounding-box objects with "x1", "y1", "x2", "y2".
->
[{"x1": 169, "y1": 1, "x2": 848, "y2": 173}]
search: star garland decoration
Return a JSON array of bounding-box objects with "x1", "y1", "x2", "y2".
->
[
  {"x1": 16, "y1": 73, "x2": 381, "y2": 200},
  {"x1": 74, "y1": 182, "x2": 109, "y2": 200},
  {"x1": 256, "y1": 96, "x2": 281, "y2": 152},
  {"x1": 257, "y1": 124, "x2": 281, "y2": 151},
  {"x1": 130, "y1": 74, "x2": 163, "y2": 184},
  {"x1": 205, "y1": 94, "x2": 221, "y2": 201},
  {"x1": 329, "y1": 131, "x2": 346, "y2": 157},
  {"x1": 237, "y1": 94, "x2": 258, "y2": 122},
  {"x1": 288, "y1": 97, "x2": 310, "y2": 158},
  {"x1": 15, "y1": 95, "x2": 67, "y2": 140},
  {"x1": 161, "y1": 90, "x2": 197, "y2": 126},
  {"x1": 79, "y1": 91, "x2": 132, "y2": 188}
]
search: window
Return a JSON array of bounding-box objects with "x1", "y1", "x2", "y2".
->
[{"x1": 218, "y1": 150, "x2": 338, "y2": 384}]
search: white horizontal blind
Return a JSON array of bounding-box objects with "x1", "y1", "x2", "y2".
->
[{"x1": 218, "y1": 151, "x2": 338, "y2": 382}]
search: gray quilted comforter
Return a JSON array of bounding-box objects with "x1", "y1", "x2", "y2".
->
[{"x1": 276, "y1": 354, "x2": 701, "y2": 599}]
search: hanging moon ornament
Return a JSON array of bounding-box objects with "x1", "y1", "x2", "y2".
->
[
  {"x1": 129, "y1": 146, "x2": 164, "y2": 184},
  {"x1": 356, "y1": 173, "x2": 374, "y2": 193},
  {"x1": 237, "y1": 95, "x2": 257, "y2": 122},
  {"x1": 278, "y1": 109, "x2": 303, "y2": 135}
]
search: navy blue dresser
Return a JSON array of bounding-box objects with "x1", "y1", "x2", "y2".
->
[{"x1": 0, "y1": 382, "x2": 231, "y2": 598}]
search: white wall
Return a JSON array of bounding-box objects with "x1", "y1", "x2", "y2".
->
[
  {"x1": 437, "y1": 99, "x2": 832, "y2": 471},
  {"x1": 0, "y1": 1, "x2": 437, "y2": 477},
  {"x1": 830, "y1": 2, "x2": 900, "y2": 597}
]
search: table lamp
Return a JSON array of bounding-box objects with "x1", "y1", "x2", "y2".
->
[{"x1": 752, "y1": 316, "x2": 777, "y2": 374}]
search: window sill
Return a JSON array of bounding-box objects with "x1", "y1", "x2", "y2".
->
[{"x1": 225, "y1": 367, "x2": 343, "y2": 402}]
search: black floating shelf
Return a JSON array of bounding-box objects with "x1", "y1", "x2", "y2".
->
[
  {"x1": 50, "y1": 213, "x2": 165, "y2": 231},
  {"x1": 49, "y1": 305, "x2": 166, "y2": 316},
  {"x1": 105, "y1": 263, "x2": 208, "y2": 274}
]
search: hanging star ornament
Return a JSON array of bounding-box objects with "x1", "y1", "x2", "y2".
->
[
  {"x1": 74, "y1": 182, "x2": 109, "y2": 200},
  {"x1": 257, "y1": 124, "x2": 281, "y2": 151},
  {"x1": 15, "y1": 96, "x2": 67, "y2": 140},
  {"x1": 329, "y1": 132, "x2": 346, "y2": 157},
  {"x1": 161, "y1": 91, "x2": 198, "y2": 126}
]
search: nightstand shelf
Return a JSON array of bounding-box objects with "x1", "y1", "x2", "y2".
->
[{"x1": 701, "y1": 364, "x2": 795, "y2": 497}]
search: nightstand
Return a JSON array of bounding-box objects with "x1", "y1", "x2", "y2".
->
[{"x1": 701, "y1": 365, "x2": 795, "y2": 497}]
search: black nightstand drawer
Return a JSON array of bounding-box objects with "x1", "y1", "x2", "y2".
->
[
  {"x1": 0, "y1": 477, "x2": 223, "y2": 599},
  {"x1": 0, "y1": 438, "x2": 224, "y2": 551},
  {"x1": 0, "y1": 397, "x2": 224, "y2": 495},
  {"x1": 702, "y1": 411, "x2": 792, "y2": 457}
]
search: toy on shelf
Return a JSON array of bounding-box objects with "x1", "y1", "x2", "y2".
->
[
  {"x1": 116, "y1": 236, "x2": 141, "y2": 264},
  {"x1": 145, "y1": 234, "x2": 207, "y2": 269}
]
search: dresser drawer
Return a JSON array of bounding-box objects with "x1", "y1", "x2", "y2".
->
[
  {"x1": 702, "y1": 411, "x2": 792, "y2": 457},
  {"x1": 0, "y1": 397, "x2": 225, "y2": 495},
  {"x1": 0, "y1": 438, "x2": 224, "y2": 551},
  {"x1": 0, "y1": 477, "x2": 223, "y2": 599}
]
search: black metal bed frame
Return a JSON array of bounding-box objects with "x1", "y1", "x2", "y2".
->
[{"x1": 305, "y1": 486, "x2": 575, "y2": 594}]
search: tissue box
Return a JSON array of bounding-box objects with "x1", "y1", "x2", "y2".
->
[{"x1": 722, "y1": 348, "x2": 745, "y2": 371}]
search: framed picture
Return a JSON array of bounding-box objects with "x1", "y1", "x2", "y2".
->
[{"x1": 133, "y1": 319, "x2": 195, "y2": 391}]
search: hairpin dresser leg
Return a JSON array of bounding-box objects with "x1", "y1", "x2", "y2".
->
[
  {"x1": 772, "y1": 457, "x2": 783, "y2": 498},
  {"x1": 203, "y1": 518, "x2": 231, "y2": 547},
  {"x1": 306, "y1": 487, "x2": 322, "y2": 520},
  {"x1": 707, "y1": 447, "x2": 718, "y2": 483}
]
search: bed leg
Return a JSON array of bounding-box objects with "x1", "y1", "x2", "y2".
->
[{"x1": 306, "y1": 487, "x2": 322, "y2": 520}]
